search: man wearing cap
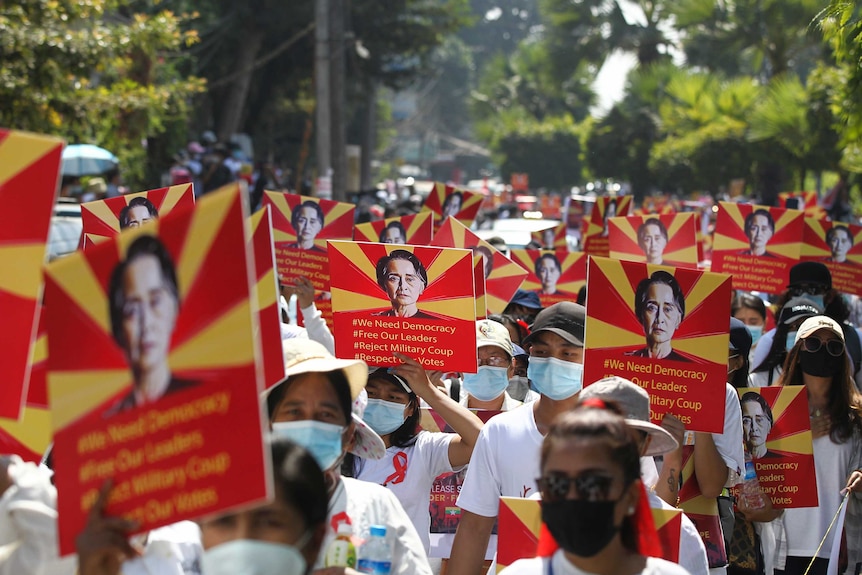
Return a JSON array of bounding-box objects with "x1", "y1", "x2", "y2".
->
[
  {"x1": 265, "y1": 340, "x2": 432, "y2": 575},
  {"x1": 448, "y1": 302, "x2": 586, "y2": 575},
  {"x1": 751, "y1": 263, "x2": 862, "y2": 381},
  {"x1": 581, "y1": 377, "x2": 709, "y2": 575},
  {"x1": 503, "y1": 289, "x2": 543, "y2": 325},
  {"x1": 460, "y1": 320, "x2": 538, "y2": 411}
]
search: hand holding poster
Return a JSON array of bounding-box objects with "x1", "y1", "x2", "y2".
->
[
  {"x1": 711, "y1": 202, "x2": 804, "y2": 292},
  {"x1": 530, "y1": 224, "x2": 567, "y2": 249},
  {"x1": 508, "y1": 249, "x2": 587, "y2": 308},
  {"x1": 0, "y1": 128, "x2": 63, "y2": 420},
  {"x1": 583, "y1": 257, "x2": 732, "y2": 432},
  {"x1": 581, "y1": 196, "x2": 633, "y2": 257},
  {"x1": 734, "y1": 386, "x2": 817, "y2": 508},
  {"x1": 609, "y1": 213, "x2": 699, "y2": 268},
  {"x1": 421, "y1": 182, "x2": 483, "y2": 229},
  {"x1": 431, "y1": 216, "x2": 527, "y2": 314},
  {"x1": 354, "y1": 212, "x2": 434, "y2": 246},
  {"x1": 81, "y1": 184, "x2": 195, "y2": 248},
  {"x1": 801, "y1": 218, "x2": 862, "y2": 297},
  {"x1": 329, "y1": 241, "x2": 478, "y2": 372},
  {"x1": 46, "y1": 184, "x2": 270, "y2": 554}
]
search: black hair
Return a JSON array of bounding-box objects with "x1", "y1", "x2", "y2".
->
[
  {"x1": 108, "y1": 235, "x2": 179, "y2": 349},
  {"x1": 118, "y1": 197, "x2": 158, "y2": 229},
  {"x1": 634, "y1": 271, "x2": 686, "y2": 324},
  {"x1": 442, "y1": 191, "x2": 463, "y2": 214},
  {"x1": 375, "y1": 249, "x2": 428, "y2": 289},
  {"x1": 825, "y1": 225, "x2": 853, "y2": 248},
  {"x1": 534, "y1": 253, "x2": 562, "y2": 276},
  {"x1": 271, "y1": 439, "x2": 329, "y2": 532},
  {"x1": 744, "y1": 208, "x2": 775, "y2": 239},
  {"x1": 636, "y1": 218, "x2": 668, "y2": 243},
  {"x1": 732, "y1": 292, "x2": 767, "y2": 322},
  {"x1": 379, "y1": 221, "x2": 407, "y2": 244},
  {"x1": 291, "y1": 200, "x2": 325, "y2": 230}
]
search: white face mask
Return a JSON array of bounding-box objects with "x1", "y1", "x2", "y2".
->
[{"x1": 201, "y1": 536, "x2": 310, "y2": 575}]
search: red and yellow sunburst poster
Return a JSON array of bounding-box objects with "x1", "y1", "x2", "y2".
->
[
  {"x1": 431, "y1": 217, "x2": 527, "y2": 314},
  {"x1": 421, "y1": 182, "x2": 483, "y2": 230},
  {"x1": 328, "y1": 241, "x2": 477, "y2": 372},
  {"x1": 509, "y1": 250, "x2": 586, "y2": 308},
  {"x1": 80, "y1": 184, "x2": 195, "y2": 249},
  {"x1": 733, "y1": 386, "x2": 816, "y2": 508},
  {"x1": 530, "y1": 224, "x2": 567, "y2": 249},
  {"x1": 678, "y1": 444, "x2": 727, "y2": 568},
  {"x1": 712, "y1": 202, "x2": 803, "y2": 293},
  {"x1": 779, "y1": 191, "x2": 825, "y2": 220},
  {"x1": 250, "y1": 206, "x2": 285, "y2": 387},
  {"x1": 474, "y1": 256, "x2": 487, "y2": 320},
  {"x1": 609, "y1": 213, "x2": 699, "y2": 268},
  {"x1": 354, "y1": 212, "x2": 433, "y2": 246},
  {"x1": 583, "y1": 257, "x2": 732, "y2": 432},
  {"x1": 262, "y1": 191, "x2": 355, "y2": 291},
  {"x1": 45, "y1": 184, "x2": 271, "y2": 555},
  {"x1": 801, "y1": 218, "x2": 862, "y2": 297},
  {"x1": 0, "y1": 129, "x2": 62, "y2": 420},
  {"x1": 581, "y1": 196, "x2": 633, "y2": 257}
]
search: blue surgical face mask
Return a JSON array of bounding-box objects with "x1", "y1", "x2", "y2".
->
[
  {"x1": 746, "y1": 324, "x2": 763, "y2": 346},
  {"x1": 463, "y1": 366, "x2": 510, "y2": 401},
  {"x1": 202, "y1": 537, "x2": 309, "y2": 575},
  {"x1": 363, "y1": 398, "x2": 408, "y2": 435},
  {"x1": 272, "y1": 420, "x2": 345, "y2": 471},
  {"x1": 785, "y1": 330, "x2": 798, "y2": 351},
  {"x1": 527, "y1": 357, "x2": 584, "y2": 400},
  {"x1": 801, "y1": 294, "x2": 825, "y2": 310}
]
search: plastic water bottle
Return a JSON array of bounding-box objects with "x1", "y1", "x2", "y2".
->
[
  {"x1": 740, "y1": 454, "x2": 766, "y2": 510},
  {"x1": 357, "y1": 525, "x2": 393, "y2": 575}
]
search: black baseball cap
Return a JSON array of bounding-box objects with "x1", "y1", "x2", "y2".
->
[
  {"x1": 522, "y1": 302, "x2": 585, "y2": 347},
  {"x1": 788, "y1": 262, "x2": 831, "y2": 290}
]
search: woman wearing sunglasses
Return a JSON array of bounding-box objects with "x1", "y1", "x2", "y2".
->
[
  {"x1": 775, "y1": 316, "x2": 862, "y2": 575},
  {"x1": 500, "y1": 400, "x2": 688, "y2": 575}
]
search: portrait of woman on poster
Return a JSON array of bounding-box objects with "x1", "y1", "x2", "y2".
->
[
  {"x1": 825, "y1": 225, "x2": 853, "y2": 264},
  {"x1": 740, "y1": 392, "x2": 778, "y2": 459},
  {"x1": 441, "y1": 192, "x2": 463, "y2": 221},
  {"x1": 740, "y1": 209, "x2": 775, "y2": 257},
  {"x1": 626, "y1": 271, "x2": 689, "y2": 362},
  {"x1": 534, "y1": 253, "x2": 562, "y2": 295},
  {"x1": 106, "y1": 235, "x2": 196, "y2": 415},
  {"x1": 373, "y1": 250, "x2": 435, "y2": 319},
  {"x1": 379, "y1": 221, "x2": 407, "y2": 244},
  {"x1": 118, "y1": 197, "x2": 159, "y2": 230},
  {"x1": 636, "y1": 218, "x2": 668, "y2": 265},
  {"x1": 289, "y1": 200, "x2": 326, "y2": 252},
  {"x1": 601, "y1": 199, "x2": 617, "y2": 237}
]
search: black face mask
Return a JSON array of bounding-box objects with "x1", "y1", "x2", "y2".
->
[
  {"x1": 800, "y1": 347, "x2": 842, "y2": 377},
  {"x1": 540, "y1": 498, "x2": 622, "y2": 557}
]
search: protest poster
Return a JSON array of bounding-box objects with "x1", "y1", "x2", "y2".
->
[
  {"x1": 421, "y1": 182, "x2": 483, "y2": 230},
  {"x1": 80, "y1": 184, "x2": 195, "y2": 248},
  {"x1": 264, "y1": 192, "x2": 355, "y2": 334},
  {"x1": 609, "y1": 213, "x2": 699, "y2": 268},
  {"x1": 0, "y1": 306, "x2": 51, "y2": 462},
  {"x1": 679, "y1": 444, "x2": 727, "y2": 568},
  {"x1": 508, "y1": 250, "x2": 587, "y2": 308},
  {"x1": 801, "y1": 218, "x2": 862, "y2": 297},
  {"x1": 711, "y1": 202, "x2": 804, "y2": 293},
  {"x1": 45, "y1": 184, "x2": 271, "y2": 554},
  {"x1": 779, "y1": 191, "x2": 826, "y2": 219},
  {"x1": 431, "y1": 216, "x2": 527, "y2": 314},
  {"x1": 354, "y1": 212, "x2": 433, "y2": 246},
  {"x1": 581, "y1": 195, "x2": 633, "y2": 257},
  {"x1": 474, "y1": 256, "x2": 487, "y2": 320},
  {"x1": 583, "y1": 257, "x2": 732, "y2": 433},
  {"x1": 421, "y1": 409, "x2": 501, "y2": 559},
  {"x1": 328, "y1": 241, "x2": 478, "y2": 372},
  {"x1": 530, "y1": 223, "x2": 567, "y2": 249},
  {"x1": 733, "y1": 386, "x2": 817, "y2": 508},
  {"x1": 249, "y1": 207, "x2": 286, "y2": 387},
  {"x1": 495, "y1": 498, "x2": 682, "y2": 572},
  {"x1": 0, "y1": 128, "x2": 63, "y2": 420}
]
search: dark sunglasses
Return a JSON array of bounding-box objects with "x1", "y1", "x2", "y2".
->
[
  {"x1": 536, "y1": 471, "x2": 614, "y2": 502},
  {"x1": 802, "y1": 337, "x2": 845, "y2": 357}
]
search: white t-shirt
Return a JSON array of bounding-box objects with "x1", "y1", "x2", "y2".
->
[
  {"x1": 123, "y1": 521, "x2": 203, "y2": 575},
  {"x1": 354, "y1": 431, "x2": 455, "y2": 552},
  {"x1": 457, "y1": 403, "x2": 544, "y2": 517},
  {"x1": 318, "y1": 477, "x2": 432, "y2": 575},
  {"x1": 748, "y1": 367, "x2": 781, "y2": 388},
  {"x1": 781, "y1": 431, "x2": 862, "y2": 563},
  {"x1": 499, "y1": 549, "x2": 692, "y2": 575},
  {"x1": 458, "y1": 390, "x2": 530, "y2": 411},
  {"x1": 714, "y1": 383, "x2": 745, "y2": 486}
]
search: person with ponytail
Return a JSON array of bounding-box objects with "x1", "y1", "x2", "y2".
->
[
  {"x1": 775, "y1": 316, "x2": 862, "y2": 575},
  {"x1": 500, "y1": 399, "x2": 689, "y2": 575}
]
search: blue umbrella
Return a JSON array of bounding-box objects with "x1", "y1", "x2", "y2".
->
[{"x1": 61, "y1": 144, "x2": 119, "y2": 176}]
